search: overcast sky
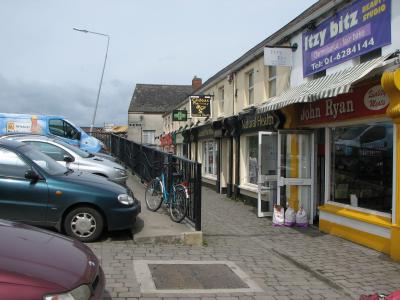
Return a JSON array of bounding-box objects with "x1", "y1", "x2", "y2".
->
[{"x1": 0, "y1": 0, "x2": 317, "y2": 127}]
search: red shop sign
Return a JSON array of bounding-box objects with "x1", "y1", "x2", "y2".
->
[
  {"x1": 297, "y1": 83, "x2": 389, "y2": 126},
  {"x1": 160, "y1": 134, "x2": 172, "y2": 146}
]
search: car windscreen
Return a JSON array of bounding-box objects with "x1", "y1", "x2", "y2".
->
[{"x1": 19, "y1": 144, "x2": 68, "y2": 175}]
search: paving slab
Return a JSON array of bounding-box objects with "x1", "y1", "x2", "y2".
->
[{"x1": 127, "y1": 174, "x2": 202, "y2": 245}]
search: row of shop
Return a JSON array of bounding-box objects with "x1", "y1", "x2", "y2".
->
[{"x1": 160, "y1": 63, "x2": 400, "y2": 261}]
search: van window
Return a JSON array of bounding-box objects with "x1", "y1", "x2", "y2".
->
[{"x1": 49, "y1": 119, "x2": 79, "y2": 140}]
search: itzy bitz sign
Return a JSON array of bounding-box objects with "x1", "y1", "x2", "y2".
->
[{"x1": 302, "y1": 0, "x2": 391, "y2": 77}]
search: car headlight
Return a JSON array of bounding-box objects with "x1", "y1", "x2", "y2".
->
[
  {"x1": 44, "y1": 284, "x2": 91, "y2": 300},
  {"x1": 118, "y1": 194, "x2": 134, "y2": 205},
  {"x1": 114, "y1": 167, "x2": 126, "y2": 176}
]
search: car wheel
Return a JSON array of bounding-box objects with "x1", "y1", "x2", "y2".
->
[{"x1": 64, "y1": 207, "x2": 104, "y2": 242}]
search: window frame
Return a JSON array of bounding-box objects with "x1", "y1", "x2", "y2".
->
[
  {"x1": 247, "y1": 70, "x2": 255, "y2": 105},
  {"x1": 142, "y1": 130, "x2": 155, "y2": 144},
  {"x1": 268, "y1": 66, "x2": 277, "y2": 98},
  {"x1": 246, "y1": 134, "x2": 259, "y2": 185},
  {"x1": 218, "y1": 86, "x2": 225, "y2": 116},
  {"x1": 202, "y1": 140, "x2": 217, "y2": 177}
]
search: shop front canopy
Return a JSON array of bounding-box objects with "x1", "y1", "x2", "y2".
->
[{"x1": 257, "y1": 52, "x2": 398, "y2": 113}]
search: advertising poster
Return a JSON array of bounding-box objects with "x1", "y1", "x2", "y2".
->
[
  {"x1": 0, "y1": 114, "x2": 46, "y2": 135},
  {"x1": 302, "y1": 0, "x2": 391, "y2": 77}
]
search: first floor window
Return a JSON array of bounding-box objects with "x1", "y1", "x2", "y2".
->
[
  {"x1": 247, "y1": 136, "x2": 258, "y2": 184},
  {"x1": 330, "y1": 122, "x2": 393, "y2": 213},
  {"x1": 247, "y1": 70, "x2": 254, "y2": 105},
  {"x1": 142, "y1": 130, "x2": 155, "y2": 144},
  {"x1": 203, "y1": 140, "x2": 217, "y2": 176}
]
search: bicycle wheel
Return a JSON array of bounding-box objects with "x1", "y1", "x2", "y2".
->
[
  {"x1": 145, "y1": 178, "x2": 163, "y2": 211},
  {"x1": 169, "y1": 185, "x2": 188, "y2": 223}
]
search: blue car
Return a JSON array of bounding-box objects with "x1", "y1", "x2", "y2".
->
[{"x1": 0, "y1": 139, "x2": 141, "y2": 242}]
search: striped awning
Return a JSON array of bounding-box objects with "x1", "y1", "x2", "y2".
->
[{"x1": 257, "y1": 53, "x2": 393, "y2": 113}]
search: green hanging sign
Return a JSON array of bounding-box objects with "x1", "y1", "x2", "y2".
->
[{"x1": 172, "y1": 110, "x2": 188, "y2": 122}]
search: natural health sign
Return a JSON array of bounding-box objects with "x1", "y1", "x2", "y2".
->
[
  {"x1": 302, "y1": 0, "x2": 391, "y2": 77},
  {"x1": 190, "y1": 95, "x2": 212, "y2": 118}
]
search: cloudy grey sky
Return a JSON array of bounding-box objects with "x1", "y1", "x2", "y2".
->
[{"x1": 0, "y1": 0, "x2": 317, "y2": 127}]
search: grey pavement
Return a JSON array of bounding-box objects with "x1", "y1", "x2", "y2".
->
[
  {"x1": 88, "y1": 174, "x2": 400, "y2": 300},
  {"x1": 127, "y1": 175, "x2": 197, "y2": 244}
]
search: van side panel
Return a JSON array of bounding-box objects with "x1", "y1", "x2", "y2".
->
[{"x1": 0, "y1": 114, "x2": 47, "y2": 135}]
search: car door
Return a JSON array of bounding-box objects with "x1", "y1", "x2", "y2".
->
[{"x1": 0, "y1": 147, "x2": 49, "y2": 225}]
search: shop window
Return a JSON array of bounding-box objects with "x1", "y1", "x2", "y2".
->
[
  {"x1": 330, "y1": 122, "x2": 393, "y2": 213},
  {"x1": 268, "y1": 66, "x2": 277, "y2": 98},
  {"x1": 247, "y1": 136, "x2": 258, "y2": 185},
  {"x1": 142, "y1": 130, "x2": 155, "y2": 144},
  {"x1": 218, "y1": 86, "x2": 224, "y2": 115},
  {"x1": 203, "y1": 140, "x2": 217, "y2": 176},
  {"x1": 247, "y1": 70, "x2": 254, "y2": 105}
]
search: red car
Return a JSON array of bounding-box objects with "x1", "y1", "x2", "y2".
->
[{"x1": 0, "y1": 219, "x2": 105, "y2": 300}]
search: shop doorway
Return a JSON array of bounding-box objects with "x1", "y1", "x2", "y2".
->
[{"x1": 257, "y1": 130, "x2": 315, "y2": 224}]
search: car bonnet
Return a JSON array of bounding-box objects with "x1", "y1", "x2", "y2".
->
[{"x1": 0, "y1": 220, "x2": 98, "y2": 290}]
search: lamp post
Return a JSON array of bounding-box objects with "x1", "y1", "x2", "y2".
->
[{"x1": 73, "y1": 28, "x2": 110, "y2": 133}]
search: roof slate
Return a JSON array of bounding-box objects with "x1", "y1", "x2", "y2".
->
[{"x1": 129, "y1": 84, "x2": 193, "y2": 113}]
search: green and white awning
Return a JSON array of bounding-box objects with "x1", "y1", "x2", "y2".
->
[{"x1": 257, "y1": 53, "x2": 394, "y2": 113}]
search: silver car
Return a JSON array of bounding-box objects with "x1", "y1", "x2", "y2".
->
[{"x1": 2, "y1": 135, "x2": 127, "y2": 184}]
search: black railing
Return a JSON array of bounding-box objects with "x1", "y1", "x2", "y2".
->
[
  {"x1": 89, "y1": 132, "x2": 114, "y2": 152},
  {"x1": 108, "y1": 134, "x2": 202, "y2": 231}
]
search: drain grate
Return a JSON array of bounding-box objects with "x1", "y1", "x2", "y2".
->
[
  {"x1": 149, "y1": 263, "x2": 249, "y2": 289},
  {"x1": 134, "y1": 260, "x2": 263, "y2": 294}
]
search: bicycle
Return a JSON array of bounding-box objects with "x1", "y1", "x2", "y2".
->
[{"x1": 144, "y1": 161, "x2": 189, "y2": 223}]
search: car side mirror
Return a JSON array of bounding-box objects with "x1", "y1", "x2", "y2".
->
[
  {"x1": 25, "y1": 169, "x2": 40, "y2": 182},
  {"x1": 63, "y1": 155, "x2": 74, "y2": 163}
]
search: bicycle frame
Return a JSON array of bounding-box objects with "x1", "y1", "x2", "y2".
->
[{"x1": 159, "y1": 169, "x2": 188, "y2": 204}]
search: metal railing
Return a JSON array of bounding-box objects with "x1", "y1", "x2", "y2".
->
[
  {"x1": 104, "y1": 134, "x2": 202, "y2": 231},
  {"x1": 89, "y1": 132, "x2": 114, "y2": 152}
]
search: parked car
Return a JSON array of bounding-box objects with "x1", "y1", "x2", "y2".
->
[
  {"x1": 2, "y1": 134, "x2": 127, "y2": 184},
  {"x1": 0, "y1": 219, "x2": 105, "y2": 300},
  {"x1": 0, "y1": 139, "x2": 141, "y2": 242},
  {"x1": 0, "y1": 112, "x2": 104, "y2": 152}
]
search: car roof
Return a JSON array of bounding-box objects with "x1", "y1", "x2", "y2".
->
[
  {"x1": 0, "y1": 139, "x2": 27, "y2": 150},
  {"x1": 1, "y1": 134, "x2": 53, "y2": 142}
]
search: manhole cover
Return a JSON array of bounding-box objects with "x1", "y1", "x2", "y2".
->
[
  {"x1": 134, "y1": 260, "x2": 263, "y2": 294},
  {"x1": 149, "y1": 263, "x2": 249, "y2": 289}
]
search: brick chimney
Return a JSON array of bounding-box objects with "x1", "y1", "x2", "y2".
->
[{"x1": 192, "y1": 76, "x2": 202, "y2": 91}]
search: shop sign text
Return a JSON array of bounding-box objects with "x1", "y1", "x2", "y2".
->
[
  {"x1": 302, "y1": 0, "x2": 391, "y2": 77},
  {"x1": 241, "y1": 112, "x2": 280, "y2": 132},
  {"x1": 298, "y1": 84, "x2": 388, "y2": 125}
]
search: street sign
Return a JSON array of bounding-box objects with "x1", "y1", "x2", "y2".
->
[{"x1": 172, "y1": 110, "x2": 188, "y2": 122}]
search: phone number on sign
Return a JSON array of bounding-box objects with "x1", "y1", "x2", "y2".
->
[{"x1": 310, "y1": 37, "x2": 375, "y2": 71}]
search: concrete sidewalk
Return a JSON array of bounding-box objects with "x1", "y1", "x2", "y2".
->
[
  {"x1": 88, "y1": 179, "x2": 400, "y2": 299},
  {"x1": 127, "y1": 174, "x2": 202, "y2": 245}
]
